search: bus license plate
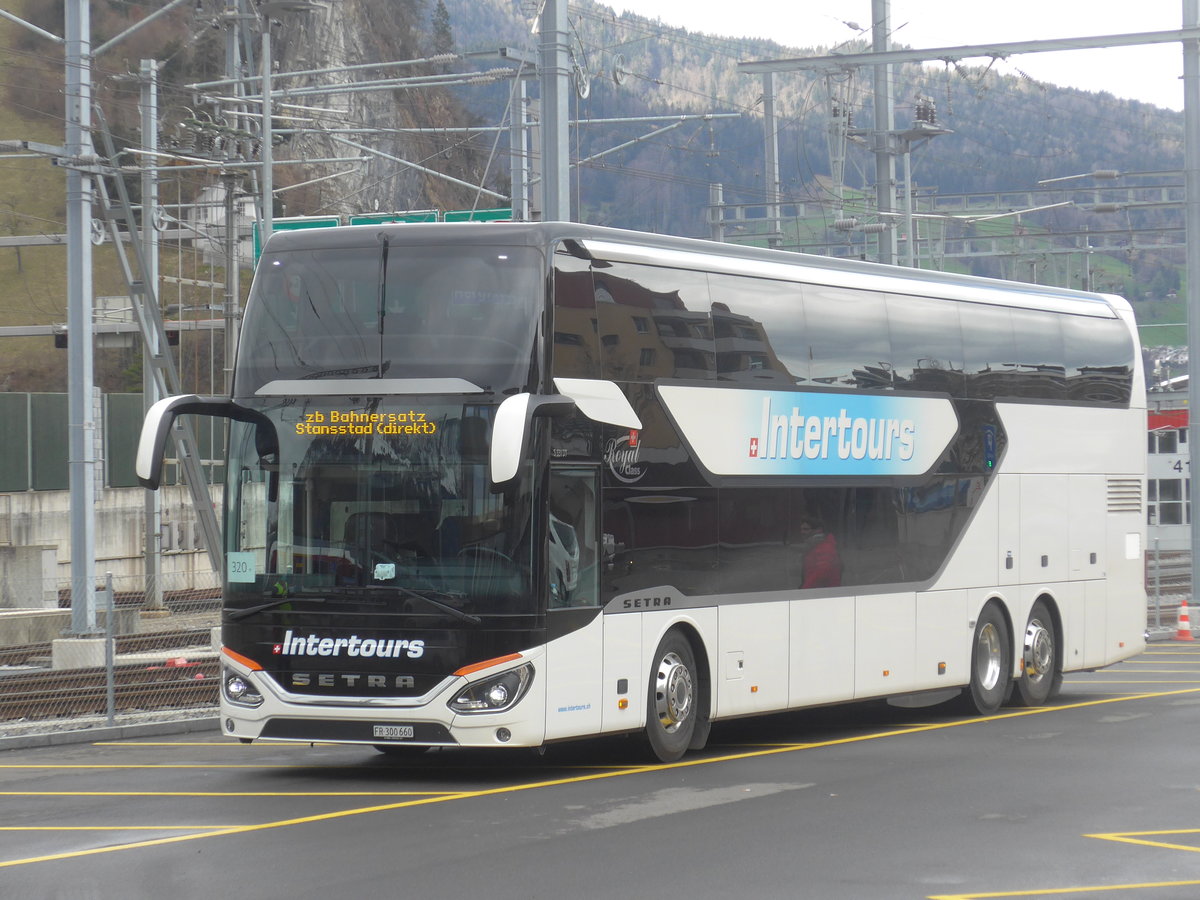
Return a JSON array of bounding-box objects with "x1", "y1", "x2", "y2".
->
[{"x1": 373, "y1": 725, "x2": 415, "y2": 740}]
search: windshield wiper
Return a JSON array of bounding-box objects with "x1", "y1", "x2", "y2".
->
[{"x1": 392, "y1": 584, "x2": 481, "y2": 625}]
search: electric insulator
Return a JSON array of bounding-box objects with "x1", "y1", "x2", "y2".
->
[{"x1": 916, "y1": 96, "x2": 936, "y2": 125}]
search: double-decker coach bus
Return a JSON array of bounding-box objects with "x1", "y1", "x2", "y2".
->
[{"x1": 137, "y1": 222, "x2": 1146, "y2": 762}]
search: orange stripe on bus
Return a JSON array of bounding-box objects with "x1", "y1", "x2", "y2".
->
[
  {"x1": 453, "y1": 653, "x2": 522, "y2": 678},
  {"x1": 222, "y1": 647, "x2": 263, "y2": 671}
]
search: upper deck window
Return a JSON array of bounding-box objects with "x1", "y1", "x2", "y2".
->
[{"x1": 236, "y1": 244, "x2": 542, "y2": 398}]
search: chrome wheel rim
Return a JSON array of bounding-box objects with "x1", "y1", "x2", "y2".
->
[
  {"x1": 1024, "y1": 618, "x2": 1054, "y2": 683},
  {"x1": 654, "y1": 651, "x2": 693, "y2": 733},
  {"x1": 975, "y1": 621, "x2": 1003, "y2": 692}
]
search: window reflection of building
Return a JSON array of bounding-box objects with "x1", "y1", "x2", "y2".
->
[
  {"x1": 553, "y1": 259, "x2": 792, "y2": 386},
  {"x1": 593, "y1": 265, "x2": 714, "y2": 382},
  {"x1": 551, "y1": 252, "x2": 1135, "y2": 404},
  {"x1": 711, "y1": 302, "x2": 792, "y2": 384}
]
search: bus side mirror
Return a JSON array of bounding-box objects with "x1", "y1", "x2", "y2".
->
[
  {"x1": 488, "y1": 380, "x2": 643, "y2": 489},
  {"x1": 489, "y1": 393, "x2": 575, "y2": 487},
  {"x1": 136, "y1": 395, "x2": 278, "y2": 490}
]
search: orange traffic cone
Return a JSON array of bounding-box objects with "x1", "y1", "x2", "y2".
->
[{"x1": 1176, "y1": 599, "x2": 1195, "y2": 641}]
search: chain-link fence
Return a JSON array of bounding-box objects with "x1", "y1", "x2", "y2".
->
[{"x1": 0, "y1": 569, "x2": 220, "y2": 741}]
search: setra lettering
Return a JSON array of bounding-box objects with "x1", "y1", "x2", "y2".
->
[{"x1": 622, "y1": 595, "x2": 673, "y2": 610}]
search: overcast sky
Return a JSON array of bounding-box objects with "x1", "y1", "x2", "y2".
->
[{"x1": 604, "y1": 1, "x2": 1188, "y2": 110}]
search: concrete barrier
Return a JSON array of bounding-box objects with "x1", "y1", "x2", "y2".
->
[
  {"x1": 0, "y1": 607, "x2": 141, "y2": 648},
  {"x1": 0, "y1": 546, "x2": 58, "y2": 610}
]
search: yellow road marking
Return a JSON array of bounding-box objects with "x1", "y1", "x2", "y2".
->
[
  {"x1": 929, "y1": 878, "x2": 1200, "y2": 899},
  {"x1": 1087, "y1": 828, "x2": 1200, "y2": 854},
  {"x1": 2, "y1": 687, "x2": 1199, "y2": 870},
  {"x1": 926, "y1": 828, "x2": 1200, "y2": 896}
]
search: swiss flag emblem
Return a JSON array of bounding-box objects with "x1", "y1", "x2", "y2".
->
[
  {"x1": 272, "y1": 644, "x2": 282, "y2": 654},
  {"x1": 629, "y1": 430, "x2": 639, "y2": 447},
  {"x1": 749, "y1": 437, "x2": 759, "y2": 458}
]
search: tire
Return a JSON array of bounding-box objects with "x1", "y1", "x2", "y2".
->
[
  {"x1": 962, "y1": 603, "x2": 1011, "y2": 715},
  {"x1": 645, "y1": 630, "x2": 700, "y2": 763},
  {"x1": 1011, "y1": 599, "x2": 1060, "y2": 707}
]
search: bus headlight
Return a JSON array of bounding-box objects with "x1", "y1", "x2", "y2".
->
[
  {"x1": 222, "y1": 668, "x2": 264, "y2": 708},
  {"x1": 449, "y1": 663, "x2": 534, "y2": 714}
]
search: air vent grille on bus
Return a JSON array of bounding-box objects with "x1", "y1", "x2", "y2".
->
[{"x1": 1106, "y1": 478, "x2": 1143, "y2": 513}]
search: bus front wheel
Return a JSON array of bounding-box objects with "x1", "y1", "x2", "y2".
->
[
  {"x1": 1011, "y1": 599, "x2": 1060, "y2": 707},
  {"x1": 645, "y1": 630, "x2": 699, "y2": 763},
  {"x1": 963, "y1": 603, "x2": 1011, "y2": 715}
]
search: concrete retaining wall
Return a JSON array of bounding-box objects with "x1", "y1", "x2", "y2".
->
[{"x1": 0, "y1": 485, "x2": 220, "y2": 600}]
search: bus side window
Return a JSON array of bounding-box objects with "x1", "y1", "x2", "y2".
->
[
  {"x1": 552, "y1": 252, "x2": 600, "y2": 379},
  {"x1": 885, "y1": 294, "x2": 966, "y2": 396},
  {"x1": 803, "y1": 285, "x2": 892, "y2": 390},
  {"x1": 593, "y1": 261, "x2": 714, "y2": 383},
  {"x1": 1062, "y1": 313, "x2": 1134, "y2": 404},
  {"x1": 708, "y1": 273, "x2": 805, "y2": 386},
  {"x1": 548, "y1": 467, "x2": 599, "y2": 608}
]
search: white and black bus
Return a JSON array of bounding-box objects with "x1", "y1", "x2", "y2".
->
[{"x1": 137, "y1": 222, "x2": 1147, "y2": 761}]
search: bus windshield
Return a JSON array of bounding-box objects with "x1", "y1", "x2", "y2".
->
[
  {"x1": 223, "y1": 399, "x2": 536, "y2": 618},
  {"x1": 235, "y1": 243, "x2": 542, "y2": 396}
]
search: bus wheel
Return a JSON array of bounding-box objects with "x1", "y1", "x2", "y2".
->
[
  {"x1": 963, "y1": 603, "x2": 1010, "y2": 715},
  {"x1": 645, "y1": 631, "x2": 698, "y2": 763},
  {"x1": 1012, "y1": 600, "x2": 1059, "y2": 707}
]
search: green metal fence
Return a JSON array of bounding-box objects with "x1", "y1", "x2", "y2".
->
[{"x1": 0, "y1": 393, "x2": 224, "y2": 492}]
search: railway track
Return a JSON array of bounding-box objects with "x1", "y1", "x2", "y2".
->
[
  {"x1": 1147, "y1": 558, "x2": 1191, "y2": 592},
  {"x1": 0, "y1": 658, "x2": 219, "y2": 721}
]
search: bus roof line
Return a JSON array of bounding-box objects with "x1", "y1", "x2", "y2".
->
[
  {"x1": 578, "y1": 239, "x2": 1118, "y2": 320},
  {"x1": 255, "y1": 378, "x2": 487, "y2": 396}
]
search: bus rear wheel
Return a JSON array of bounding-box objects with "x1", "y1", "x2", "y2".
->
[
  {"x1": 1011, "y1": 600, "x2": 1060, "y2": 707},
  {"x1": 645, "y1": 631, "x2": 699, "y2": 763},
  {"x1": 962, "y1": 603, "x2": 1011, "y2": 715}
]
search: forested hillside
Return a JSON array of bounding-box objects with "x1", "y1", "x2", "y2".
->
[{"x1": 446, "y1": 0, "x2": 1184, "y2": 234}]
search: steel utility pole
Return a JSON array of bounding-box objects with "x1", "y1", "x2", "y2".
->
[
  {"x1": 762, "y1": 72, "x2": 781, "y2": 248},
  {"x1": 65, "y1": 0, "x2": 97, "y2": 634},
  {"x1": 872, "y1": 0, "x2": 897, "y2": 265},
  {"x1": 1184, "y1": 0, "x2": 1200, "y2": 611},
  {"x1": 140, "y1": 58, "x2": 163, "y2": 612},
  {"x1": 540, "y1": 0, "x2": 571, "y2": 221}
]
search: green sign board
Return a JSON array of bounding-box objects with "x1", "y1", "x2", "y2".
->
[
  {"x1": 348, "y1": 210, "x2": 439, "y2": 226},
  {"x1": 253, "y1": 215, "x2": 340, "y2": 259},
  {"x1": 443, "y1": 208, "x2": 513, "y2": 223},
  {"x1": 253, "y1": 209, "x2": 515, "y2": 261}
]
